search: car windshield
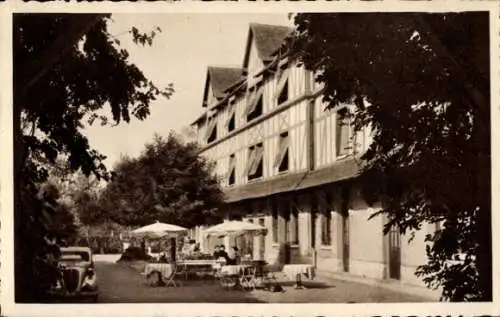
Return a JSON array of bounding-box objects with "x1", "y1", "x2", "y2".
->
[{"x1": 60, "y1": 251, "x2": 90, "y2": 263}]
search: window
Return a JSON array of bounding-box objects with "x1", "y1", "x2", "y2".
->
[
  {"x1": 246, "y1": 143, "x2": 264, "y2": 180},
  {"x1": 274, "y1": 131, "x2": 289, "y2": 173},
  {"x1": 276, "y1": 66, "x2": 289, "y2": 106},
  {"x1": 278, "y1": 81, "x2": 289, "y2": 105},
  {"x1": 245, "y1": 85, "x2": 264, "y2": 122},
  {"x1": 227, "y1": 115, "x2": 235, "y2": 132},
  {"x1": 205, "y1": 117, "x2": 217, "y2": 144},
  {"x1": 336, "y1": 108, "x2": 352, "y2": 157},
  {"x1": 272, "y1": 200, "x2": 278, "y2": 243},
  {"x1": 207, "y1": 125, "x2": 217, "y2": 143},
  {"x1": 225, "y1": 103, "x2": 236, "y2": 133},
  {"x1": 321, "y1": 192, "x2": 332, "y2": 246},
  {"x1": 227, "y1": 154, "x2": 236, "y2": 185},
  {"x1": 258, "y1": 218, "x2": 265, "y2": 227}
]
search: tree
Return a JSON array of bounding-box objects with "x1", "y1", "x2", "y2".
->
[
  {"x1": 288, "y1": 12, "x2": 490, "y2": 301},
  {"x1": 96, "y1": 133, "x2": 225, "y2": 228},
  {"x1": 14, "y1": 14, "x2": 173, "y2": 301}
]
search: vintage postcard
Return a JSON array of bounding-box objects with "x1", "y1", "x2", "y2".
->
[{"x1": 1, "y1": 1, "x2": 499, "y2": 316}]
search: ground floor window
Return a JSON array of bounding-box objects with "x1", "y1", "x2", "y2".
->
[
  {"x1": 321, "y1": 212, "x2": 332, "y2": 246},
  {"x1": 321, "y1": 192, "x2": 332, "y2": 246},
  {"x1": 272, "y1": 200, "x2": 278, "y2": 243},
  {"x1": 289, "y1": 198, "x2": 299, "y2": 244}
]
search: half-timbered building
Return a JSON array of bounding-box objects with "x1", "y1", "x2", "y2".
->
[{"x1": 191, "y1": 23, "x2": 437, "y2": 290}]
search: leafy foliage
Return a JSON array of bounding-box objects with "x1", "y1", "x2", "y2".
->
[
  {"x1": 94, "y1": 133, "x2": 225, "y2": 228},
  {"x1": 288, "y1": 12, "x2": 490, "y2": 301},
  {"x1": 117, "y1": 246, "x2": 153, "y2": 263},
  {"x1": 14, "y1": 14, "x2": 172, "y2": 301}
]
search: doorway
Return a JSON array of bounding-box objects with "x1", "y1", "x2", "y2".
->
[
  {"x1": 341, "y1": 187, "x2": 350, "y2": 272},
  {"x1": 258, "y1": 218, "x2": 265, "y2": 260},
  {"x1": 310, "y1": 194, "x2": 317, "y2": 249}
]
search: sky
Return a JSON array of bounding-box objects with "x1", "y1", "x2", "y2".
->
[{"x1": 83, "y1": 13, "x2": 292, "y2": 170}]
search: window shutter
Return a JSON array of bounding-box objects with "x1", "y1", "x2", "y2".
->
[
  {"x1": 273, "y1": 134, "x2": 289, "y2": 168},
  {"x1": 224, "y1": 103, "x2": 236, "y2": 129},
  {"x1": 227, "y1": 155, "x2": 236, "y2": 179},
  {"x1": 204, "y1": 117, "x2": 217, "y2": 141},
  {"x1": 248, "y1": 145, "x2": 264, "y2": 176},
  {"x1": 245, "y1": 147, "x2": 257, "y2": 176},
  {"x1": 274, "y1": 67, "x2": 289, "y2": 100},
  {"x1": 243, "y1": 85, "x2": 264, "y2": 117}
]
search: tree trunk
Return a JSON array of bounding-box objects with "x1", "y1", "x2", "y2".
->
[
  {"x1": 14, "y1": 90, "x2": 26, "y2": 301},
  {"x1": 473, "y1": 104, "x2": 492, "y2": 301},
  {"x1": 469, "y1": 82, "x2": 491, "y2": 301}
]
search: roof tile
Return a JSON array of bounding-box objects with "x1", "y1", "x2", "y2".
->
[
  {"x1": 250, "y1": 23, "x2": 293, "y2": 62},
  {"x1": 208, "y1": 66, "x2": 245, "y2": 99}
]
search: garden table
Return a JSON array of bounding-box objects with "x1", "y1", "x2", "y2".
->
[
  {"x1": 282, "y1": 264, "x2": 315, "y2": 289},
  {"x1": 144, "y1": 263, "x2": 173, "y2": 278},
  {"x1": 177, "y1": 259, "x2": 217, "y2": 277},
  {"x1": 143, "y1": 263, "x2": 177, "y2": 286},
  {"x1": 219, "y1": 264, "x2": 252, "y2": 290}
]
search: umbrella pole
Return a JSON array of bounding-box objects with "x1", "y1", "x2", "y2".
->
[{"x1": 169, "y1": 237, "x2": 176, "y2": 263}]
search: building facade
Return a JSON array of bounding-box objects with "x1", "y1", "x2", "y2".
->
[{"x1": 191, "y1": 23, "x2": 436, "y2": 289}]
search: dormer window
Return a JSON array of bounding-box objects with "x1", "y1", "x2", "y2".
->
[
  {"x1": 225, "y1": 101, "x2": 236, "y2": 133},
  {"x1": 278, "y1": 81, "x2": 288, "y2": 105},
  {"x1": 205, "y1": 112, "x2": 218, "y2": 144},
  {"x1": 275, "y1": 63, "x2": 289, "y2": 106}
]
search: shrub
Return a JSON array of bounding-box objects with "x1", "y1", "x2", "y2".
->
[{"x1": 117, "y1": 246, "x2": 152, "y2": 262}]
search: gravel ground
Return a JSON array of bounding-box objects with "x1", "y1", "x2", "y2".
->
[{"x1": 94, "y1": 261, "x2": 432, "y2": 303}]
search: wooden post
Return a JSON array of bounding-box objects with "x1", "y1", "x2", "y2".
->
[{"x1": 304, "y1": 70, "x2": 315, "y2": 172}]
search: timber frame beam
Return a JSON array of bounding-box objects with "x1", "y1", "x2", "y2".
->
[{"x1": 199, "y1": 88, "x2": 324, "y2": 154}]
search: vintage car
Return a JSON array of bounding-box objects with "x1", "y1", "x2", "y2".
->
[{"x1": 49, "y1": 246, "x2": 98, "y2": 302}]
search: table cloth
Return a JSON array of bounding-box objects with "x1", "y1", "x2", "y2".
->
[
  {"x1": 220, "y1": 264, "x2": 252, "y2": 276},
  {"x1": 144, "y1": 263, "x2": 174, "y2": 278},
  {"x1": 282, "y1": 264, "x2": 315, "y2": 280},
  {"x1": 177, "y1": 259, "x2": 216, "y2": 267}
]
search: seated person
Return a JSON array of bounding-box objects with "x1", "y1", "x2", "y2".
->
[
  {"x1": 158, "y1": 252, "x2": 169, "y2": 263},
  {"x1": 218, "y1": 245, "x2": 229, "y2": 262},
  {"x1": 189, "y1": 240, "x2": 197, "y2": 253},
  {"x1": 226, "y1": 246, "x2": 239, "y2": 265},
  {"x1": 213, "y1": 245, "x2": 221, "y2": 259}
]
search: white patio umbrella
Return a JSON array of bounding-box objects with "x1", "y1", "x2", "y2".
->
[
  {"x1": 204, "y1": 221, "x2": 267, "y2": 257},
  {"x1": 131, "y1": 220, "x2": 188, "y2": 238},
  {"x1": 203, "y1": 220, "x2": 267, "y2": 237}
]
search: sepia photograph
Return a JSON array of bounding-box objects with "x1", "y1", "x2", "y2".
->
[{"x1": 1, "y1": 2, "x2": 498, "y2": 316}]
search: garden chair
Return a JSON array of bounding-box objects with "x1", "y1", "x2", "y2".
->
[
  {"x1": 174, "y1": 263, "x2": 189, "y2": 282},
  {"x1": 239, "y1": 266, "x2": 256, "y2": 290},
  {"x1": 164, "y1": 265, "x2": 179, "y2": 287}
]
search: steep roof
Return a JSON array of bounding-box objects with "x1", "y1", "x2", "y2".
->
[
  {"x1": 205, "y1": 66, "x2": 245, "y2": 101},
  {"x1": 243, "y1": 23, "x2": 293, "y2": 68}
]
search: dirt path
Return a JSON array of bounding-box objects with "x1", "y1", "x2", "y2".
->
[{"x1": 95, "y1": 260, "x2": 430, "y2": 303}]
